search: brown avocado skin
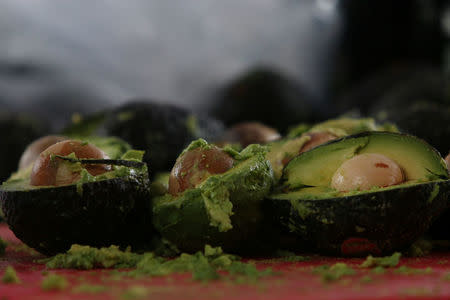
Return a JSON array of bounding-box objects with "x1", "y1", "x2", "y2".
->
[
  {"x1": 265, "y1": 180, "x2": 450, "y2": 256},
  {"x1": 1, "y1": 174, "x2": 152, "y2": 256}
]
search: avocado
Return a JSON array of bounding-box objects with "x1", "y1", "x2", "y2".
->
[
  {"x1": 0, "y1": 149, "x2": 153, "y2": 255},
  {"x1": 266, "y1": 131, "x2": 450, "y2": 255},
  {"x1": 152, "y1": 140, "x2": 274, "y2": 253},
  {"x1": 0, "y1": 113, "x2": 49, "y2": 183},
  {"x1": 63, "y1": 101, "x2": 225, "y2": 177},
  {"x1": 207, "y1": 67, "x2": 320, "y2": 133},
  {"x1": 267, "y1": 117, "x2": 398, "y2": 181}
]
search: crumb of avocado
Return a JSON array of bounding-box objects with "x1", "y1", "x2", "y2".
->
[
  {"x1": 121, "y1": 150, "x2": 145, "y2": 162},
  {"x1": 442, "y1": 272, "x2": 450, "y2": 281},
  {"x1": 41, "y1": 273, "x2": 68, "y2": 291},
  {"x1": 393, "y1": 266, "x2": 433, "y2": 275},
  {"x1": 406, "y1": 238, "x2": 433, "y2": 257},
  {"x1": 360, "y1": 252, "x2": 401, "y2": 268},
  {"x1": 184, "y1": 139, "x2": 214, "y2": 153},
  {"x1": 371, "y1": 266, "x2": 386, "y2": 275},
  {"x1": 313, "y1": 263, "x2": 356, "y2": 282},
  {"x1": 360, "y1": 275, "x2": 373, "y2": 283},
  {"x1": 41, "y1": 273, "x2": 68, "y2": 290},
  {"x1": 273, "y1": 250, "x2": 310, "y2": 262},
  {"x1": 0, "y1": 237, "x2": 7, "y2": 256},
  {"x1": 72, "y1": 284, "x2": 108, "y2": 294},
  {"x1": 43, "y1": 245, "x2": 141, "y2": 270},
  {"x1": 121, "y1": 286, "x2": 149, "y2": 299},
  {"x1": 186, "y1": 115, "x2": 198, "y2": 136},
  {"x1": 2, "y1": 266, "x2": 20, "y2": 284}
]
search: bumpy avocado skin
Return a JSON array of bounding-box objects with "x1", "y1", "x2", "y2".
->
[
  {"x1": 266, "y1": 180, "x2": 450, "y2": 256},
  {"x1": 63, "y1": 101, "x2": 225, "y2": 176},
  {"x1": 1, "y1": 171, "x2": 152, "y2": 256},
  {"x1": 153, "y1": 148, "x2": 274, "y2": 253}
]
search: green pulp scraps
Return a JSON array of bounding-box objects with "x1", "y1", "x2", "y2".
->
[
  {"x1": 313, "y1": 263, "x2": 356, "y2": 282},
  {"x1": 2, "y1": 266, "x2": 20, "y2": 284},
  {"x1": 44, "y1": 244, "x2": 274, "y2": 282},
  {"x1": 41, "y1": 273, "x2": 69, "y2": 291},
  {"x1": 360, "y1": 252, "x2": 401, "y2": 268}
]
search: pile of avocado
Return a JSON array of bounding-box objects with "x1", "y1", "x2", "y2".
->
[{"x1": 0, "y1": 102, "x2": 449, "y2": 258}]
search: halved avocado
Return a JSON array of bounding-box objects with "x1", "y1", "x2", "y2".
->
[
  {"x1": 0, "y1": 150, "x2": 152, "y2": 255},
  {"x1": 152, "y1": 140, "x2": 274, "y2": 253},
  {"x1": 266, "y1": 131, "x2": 450, "y2": 256}
]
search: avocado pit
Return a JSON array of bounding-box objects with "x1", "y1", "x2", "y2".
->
[
  {"x1": 18, "y1": 135, "x2": 68, "y2": 170},
  {"x1": 168, "y1": 146, "x2": 234, "y2": 195},
  {"x1": 30, "y1": 140, "x2": 111, "y2": 186},
  {"x1": 299, "y1": 132, "x2": 337, "y2": 154},
  {"x1": 331, "y1": 153, "x2": 404, "y2": 192}
]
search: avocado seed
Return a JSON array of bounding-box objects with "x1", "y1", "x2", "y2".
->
[
  {"x1": 331, "y1": 153, "x2": 404, "y2": 192},
  {"x1": 19, "y1": 135, "x2": 68, "y2": 170},
  {"x1": 445, "y1": 153, "x2": 450, "y2": 171},
  {"x1": 299, "y1": 132, "x2": 337, "y2": 154},
  {"x1": 30, "y1": 140, "x2": 111, "y2": 186},
  {"x1": 220, "y1": 122, "x2": 280, "y2": 147},
  {"x1": 168, "y1": 146, "x2": 234, "y2": 195}
]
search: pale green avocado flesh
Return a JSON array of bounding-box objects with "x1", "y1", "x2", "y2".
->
[{"x1": 283, "y1": 132, "x2": 449, "y2": 193}]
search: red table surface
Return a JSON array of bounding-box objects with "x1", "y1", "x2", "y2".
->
[{"x1": 1, "y1": 224, "x2": 450, "y2": 300}]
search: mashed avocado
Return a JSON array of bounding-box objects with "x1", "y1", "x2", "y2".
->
[
  {"x1": 41, "y1": 273, "x2": 68, "y2": 291},
  {"x1": 360, "y1": 252, "x2": 401, "y2": 268},
  {"x1": 2, "y1": 266, "x2": 20, "y2": 284},
  {"x1": 44, "y1": 244, "x2": 274, "y2": 282}
]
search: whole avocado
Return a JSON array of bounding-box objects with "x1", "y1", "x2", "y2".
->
[
  {"x1": 0, "y1": 113, "x2": 49, "y2": 183},
  {"x1": 63, "y1": 100, "x2": 225, "y2": 176},
  {"x1": 207, "y1": 67, "x2": 321, "y2": 133}
]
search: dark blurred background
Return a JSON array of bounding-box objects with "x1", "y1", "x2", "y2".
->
[{"x1": 0, "y1": 0, "x2": 449, "y2": 135}]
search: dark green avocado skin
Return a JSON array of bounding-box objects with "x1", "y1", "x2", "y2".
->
[
  {"x1": 1, "y1": 175, "x2": 152, "y2": 256},
  {"x1": 63, "y1": 101, "x2": 225, "y2": 177},
  {"x1": 265, "y1": 180, "x2": 450, "y2": 256}
]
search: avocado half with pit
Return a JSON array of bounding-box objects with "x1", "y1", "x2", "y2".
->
[
  {"x1": 153, "y1": 140, "x2": 274, "y2": 253},
  {"x1": 266, "y1": 131, "x2": 450, "y2": 256},
  {"x1": 0, "y1": 149, "x2": 152, "y2": 255}
]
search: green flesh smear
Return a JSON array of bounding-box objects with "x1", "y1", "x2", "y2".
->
[{"x1": 43, "y1": 245, "x2": 274, "y2": 283}]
